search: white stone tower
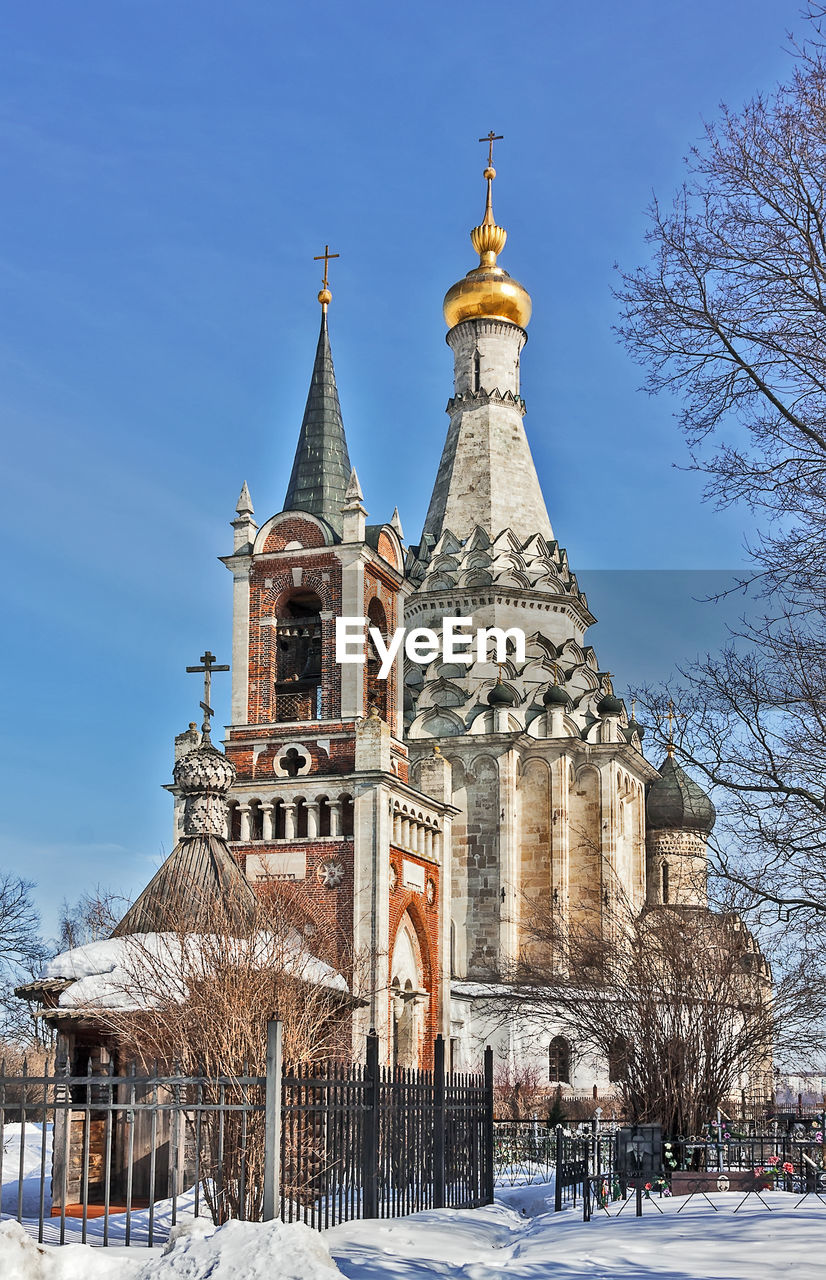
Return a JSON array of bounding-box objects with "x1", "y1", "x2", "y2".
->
[{"x1": 405, "y1": 144, "x2": 659, "y2": 1080}]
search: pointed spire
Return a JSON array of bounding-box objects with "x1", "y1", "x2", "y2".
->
[
  {"x1": 391, "y1": 506, "x2": 404, "y2": 539},
  {"x1": 232, "y1": 481, "x2": 257, "y2": 552},
  {"x1": 344, "y1": 466, "x2": 364, "y2": 503},
  {"x1": 341, "y1": 466, "x2": 367, "y2": 542},
  {"x1": 236, "y1": 481, "x2": 254, "y2": 517},
  {"x1": 282, "y1": 309, "x2": 352, "y2": 537}
]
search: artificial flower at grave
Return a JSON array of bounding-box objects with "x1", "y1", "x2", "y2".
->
[
  {"x1": 753, "y1": 1155, "x2": 795, "y2": 1187},
  {"x1": 704, "y1": 1119, "x2": 732, "y2": 1142},
  {"x1": 663, "y1": 1141, "x2": 678, "y2": 1171}
]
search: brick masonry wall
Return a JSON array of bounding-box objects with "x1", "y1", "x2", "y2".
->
[
  {"x1": 262, "y1": 516, "x2": 326, "y2": 552},
  {"x1": 248, "y1": 838, "x2": 355, "y2": 974},
  {"x1": 226, "y1": 734, "x2": 357, "y2": 782}
]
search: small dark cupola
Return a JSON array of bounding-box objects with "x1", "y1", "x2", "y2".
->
[
  {"x1": 543, "y1": 683, "x2": 570, "y2": 708},
  {"x1": 488, "y1": 680, "x2": 517, "y2": 707},
  {"x1": 646, "y1": 752, "x2": 716, "y2": 834}
]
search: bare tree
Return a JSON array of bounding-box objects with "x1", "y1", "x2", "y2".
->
[
  {"x1": 0, "y1": 872, "x2": 47, "y2": 1043},
  {"x1": 58, "y1": 886, "x2": 132, "y2": 952},
  {"x1": 511, "y1": 894, "x2": 778, "y2": 1137},
  {"x1": 493, "y1": 1060, "x2": 548, "y2": 1121},
  {"x1": 615, "y1": 6, "x2": 826, "y2": 1035},
  {"x1": 85, "y1": 882, "x2": 365, "y2": 1222},
  {"x1": 616, "y1": 9, "x2": 826, "y2": 608}
]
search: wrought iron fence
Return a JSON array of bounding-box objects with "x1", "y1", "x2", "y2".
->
[
  {"x1": 0, "y1": 1025, "x2": 494, "y2": 1247},
  {"x1": 492, "y1": 1118, "x2": 616, "y2": 1208}
]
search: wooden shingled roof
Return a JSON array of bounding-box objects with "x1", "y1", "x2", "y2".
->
[{"x1": 111, "y1": 833, "x2": 258, "y2": 937}]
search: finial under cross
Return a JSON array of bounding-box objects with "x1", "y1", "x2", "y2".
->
[
  {"x1": 314, "y1": 244, "x2": 339, "y2": 292},
  {"x1": 479, "y1": 130, "x2": 503, "y2": 168},
  {"x1": 185, "y1": 650, "x2": 230, "y2": 744}
]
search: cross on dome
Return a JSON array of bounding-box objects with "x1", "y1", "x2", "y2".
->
[
  {"x1": 185, "y1": 650, "x2": 230, "y2": 744},
  {"x1": 314, "y1": 244, "x2": 339, "y2": 310},
  {"x1": 478, "y1": 130, "x2": 503, "y2": 171}
]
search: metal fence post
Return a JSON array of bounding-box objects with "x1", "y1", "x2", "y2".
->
[
  {"x1": 263, "y1": 1018, "x2": 283, "y2": 1222},
  {"x1": 483, "y1": 1045, "x2": 494, "y2": 1205},
  {"x1": 433, "y1": 1035, "x2": 446, "y2": 1209},
  {"x1": 554, "y1": 1124, "x2": 563, "y2": 1213},
  {"x1": 363, "y1": 1029, "x2": 380, "y2": 1219}
]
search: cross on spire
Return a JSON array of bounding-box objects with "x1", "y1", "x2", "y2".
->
[
  {"x1": 479, "y1": 130, "x2": 503, "y2": 168},
  {"x1": 666, "y1": 699, "x2": 676, "y2": 756},
  {"x1": 185, "y1": 650, "x2": 230, "y2": 744},
  {"x1": 314, "y1": 244, "x2": 339, "y2": 292}
]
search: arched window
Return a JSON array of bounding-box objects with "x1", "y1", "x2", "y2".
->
[
  {"x1": 295, "y1": 797, "x2": 308, "y2": 839},
  {"x1": 250, "y1": 800, "x2": 263, "y2": 842},
  {"x1": 273, "y1": 799, "x2": 285, "y2": 840},
  {"x1": 608, "y1": 1036, "x2": 630, "y2": 1083},
  {"x1": 339, "y1": 794, "x2": 354, "y2": 838},
  {"x1": 274, "y1": 590, "x2": 323, "y2": 722},
  {"x1": 548, "y1": 1036, "x2": 571, "y2": 1084},
  {"x1": 662, "y1": 861, "x2": 670, "y2": 904},
  {"x1": 228, "y1": 802, "x2": 241, "y2": 842},
  {"x1": 317, "y1": 796, "x2": 331, "y2": 837},
  {"x1": 365, "y1": 598, "x2": 389, "y2": 720},
  {"x1": 473, "y1": 349, "x2": 481, "y2": 392}
]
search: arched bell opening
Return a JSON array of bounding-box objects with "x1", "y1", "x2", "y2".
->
[
  {"x1": 273, "y1": 589, "x2": 324, "y2": 722},
  {"x1": 365, "y1": 597, "x2": 389, "y2": 721}
]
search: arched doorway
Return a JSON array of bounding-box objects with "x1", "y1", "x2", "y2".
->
[{"x1": 390, "y1": 911, "x2": 428, "y2": 1068}]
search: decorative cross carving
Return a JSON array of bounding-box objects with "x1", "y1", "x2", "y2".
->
[
  {"x1": 314, "y1": 244, "x2": 339, "y2": 291},
  {"x1": 185, "y1": 650, "x2": 229, "y2": 742},
  {"x1": 280, "y1": 747, "x2": 307, "y2": 778},
  {"x1": 479, "y1": 130, "x2": 503, "y2": 167}
]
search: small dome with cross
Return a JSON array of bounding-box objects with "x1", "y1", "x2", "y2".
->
[{"x1": 173, "y1": 743, "x2": 236, "y2": 797}]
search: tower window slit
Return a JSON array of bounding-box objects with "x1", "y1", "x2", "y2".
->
[
  {"x1": 662, "y1": 860, "x2": 670, "y2": 904},
  {"x1": 473, "y1": 349, "x2": 481, "y2": 392}
]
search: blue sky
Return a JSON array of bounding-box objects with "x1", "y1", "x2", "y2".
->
[{"x1": 0, "y1": 0, "x2": 802, "y2": 939}]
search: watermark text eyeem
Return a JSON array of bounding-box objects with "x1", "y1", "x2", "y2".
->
[{"x1": 335, "y1": 617, "x2": 525, "y2": 679}]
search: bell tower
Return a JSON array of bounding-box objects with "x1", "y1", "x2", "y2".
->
[{"x1": 220, "y1": 261, "x2": 453, "y2": 1065}]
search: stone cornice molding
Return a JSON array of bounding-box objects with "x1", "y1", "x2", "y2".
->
[
  {"x1": 445, "y1": 317, "x2": 528, "y2": 346},
  {"x1": 445, "y1": 387, "x2": 527, "y2": 417}
]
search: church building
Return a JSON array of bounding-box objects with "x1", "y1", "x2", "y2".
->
[{"x1": 168, "y1": 146, "x2": 728, "y2": 1087}]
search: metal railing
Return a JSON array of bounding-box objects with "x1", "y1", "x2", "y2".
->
[{"x1": 0, "y1": 1025, "x2": 494, "y2": 1247}]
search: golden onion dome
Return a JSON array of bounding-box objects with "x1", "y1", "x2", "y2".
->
[{"x1": 443, "y1": 162, "x2": 532, "y2": 330}]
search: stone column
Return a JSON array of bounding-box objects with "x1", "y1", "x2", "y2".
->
[
  {"x1": 283, "y1": 803, "x2": 296, "y2": 840},
  {"x1": 306, "y1": 801, "x2": 320, "y2": 839},
  {"x1": 261, "y1": 803, "x2": 274, "y2": 842},
  {"x1": 226, "y1": 556, "x2": 253, "y2": 726},
  {"x1": 329, "y1": 800, "x2": 341, "y2": 838},
  {"x1": 239, "y1": 805, "x2": 251, "y2": 842}
]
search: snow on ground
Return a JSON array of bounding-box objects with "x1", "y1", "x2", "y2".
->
[
  {"x1": 0, "y1": 1217, "x2": 340, "y2": 1280},
  {"x1": 326, "y1": 1186, "x2": 826, "y2": 1280},
  {"x1": 2, "y1": 1125, "x2": 52, "y2": 1219},
  {"x1": 3, "y1": 1150, "x2": 826, "y2": 1279}
]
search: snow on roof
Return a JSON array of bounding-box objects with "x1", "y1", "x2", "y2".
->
[{"x1": 45, "y1": 931, "x2": 348, "y2": 1012}]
